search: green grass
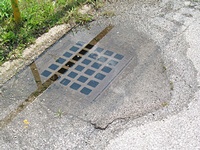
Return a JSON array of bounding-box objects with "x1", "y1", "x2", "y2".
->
[{"x1": 0, "y1": 0, "x2": 97, "y2": 65}]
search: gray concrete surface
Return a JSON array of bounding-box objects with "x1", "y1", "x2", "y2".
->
[{"x1": 1, "y1": 0, "x2": 200, "y2": 149}]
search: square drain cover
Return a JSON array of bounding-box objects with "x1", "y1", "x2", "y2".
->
[{"x1": 41, "y1": 41, "x2": 132, "y2": 101}]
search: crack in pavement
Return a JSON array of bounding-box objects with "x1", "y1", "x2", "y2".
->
[
  {"x1": 59, "y1": 111, "x2": 128, "y2": 131},
  {"x1": 90, "y1": 117, "x2": 128, "y2": 130}
]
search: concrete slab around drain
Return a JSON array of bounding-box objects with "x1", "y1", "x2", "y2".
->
[
  {"x1": 35, "y1": 25, "x2": 171, "y2": 128},
  {"x1": 0, "y1": 68, "x2": 37, "y2": 120}
]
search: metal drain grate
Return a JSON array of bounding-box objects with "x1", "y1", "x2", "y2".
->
[
  {"x1": 41, "y1": 42, "x2": 125, "y2": 95},
  {"x1": 39, "y1": 25, "x2": 133, "y2": 100}
]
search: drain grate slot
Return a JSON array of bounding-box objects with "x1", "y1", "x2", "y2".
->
[
  {"x1": 72, "y1": 55, "x2": 82, "y2": 61},
  {"x1": 79, "y1": 49, "x2": 88, "y2": 55},
  {"x1": 85, "y1": 44, "x2": 94, "y2": 49},
  {"x1": 58, "y1": 68, "x2": 68, "y2": 74},
  {"x1": 65, "y1": 61, "x2": 75, "y2": 67},
  {"x1": 88, "y1": 25, "x2": 114, "y2": 46},
  {"x1": 50, "y1": 74, "x2": 60, "y2": 81}
]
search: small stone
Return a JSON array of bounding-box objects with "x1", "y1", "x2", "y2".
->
[{"x1": 2, "y1": 61, "x2": 11, "y2": 71}]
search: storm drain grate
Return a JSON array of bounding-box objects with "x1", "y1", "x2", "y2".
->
[
  {"x1": 41, "y1": 42, "x2": 125, "y2": 95},
  {"x1": 40, "y1": 25, "x2": 132, "y2": 98}
]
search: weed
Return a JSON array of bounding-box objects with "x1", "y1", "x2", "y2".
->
[
  {"x1": 0, "y1": 0, "x2": 12, "y2": 21},
  {"x1": 161, "y1": 101, "x2": 168, "y2": 107},
  {"x1": 162, "y1": 65, "x2": 167, "y2": 72},
  {"x1": 55, "y1": 109, "x2": 64, "y2": 118}
]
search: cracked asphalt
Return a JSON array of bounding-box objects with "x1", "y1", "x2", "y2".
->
[{"x1": 1, "y1": 0, "x2": 200, "y2": 149}]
